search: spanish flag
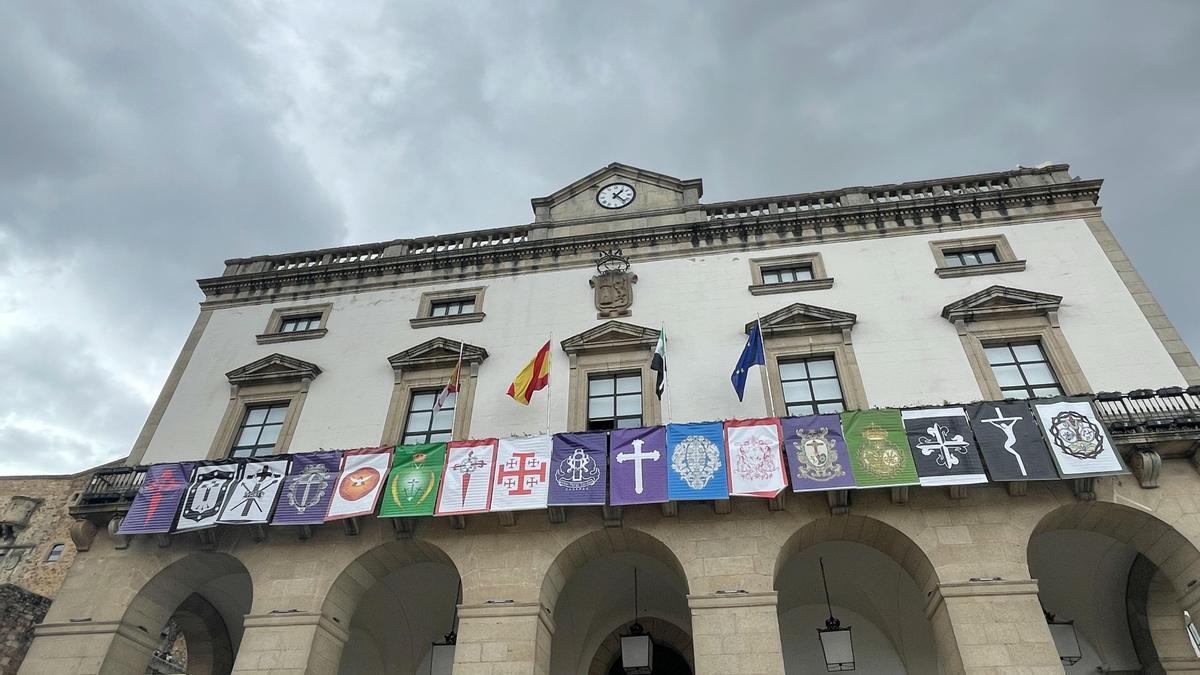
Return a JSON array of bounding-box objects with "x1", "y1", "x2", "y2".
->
[{"x1": 507, "y1": 340, "x2": 551, "y2": 405}]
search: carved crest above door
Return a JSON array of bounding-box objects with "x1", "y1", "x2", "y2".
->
[{"x1": 590, "y1": 248, "x2": 638, "y2": 319}]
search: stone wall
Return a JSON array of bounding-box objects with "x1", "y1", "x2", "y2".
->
[
  {"x1": 0, "y1": 473, "x2": 88, "y2": 598},
  {"x1": 0, "y1": 584, "x2": 50, "y2": 675}
]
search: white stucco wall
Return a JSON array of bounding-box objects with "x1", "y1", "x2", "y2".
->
[{"x1": 142, "y1": 217, "x2": 1187, "y2": 464}]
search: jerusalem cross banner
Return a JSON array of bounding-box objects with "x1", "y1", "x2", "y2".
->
[
  {"x1": 436, "y1": 439, "x2": 497, "y2": 516},
  {"x1": 1032, "y1": 398, "x2": 1127, "y2": 478},
  {"x1": 901, "y1": 408, "x2": 988, "y2": 487},
  {"x1": 325, "y1": 448, "x2": 393, "y2": 521},
  {"x1": 271, "y1": 451, "x2": 342, "y2": 525},
  {"x1": 176, "y1": 462, "x2": 241, "y2": 531},
  {"x1": 839, "y1": 410, "x2": 919, "y2": 489},
  {"x1": 379, "y1": 443, "x2": 446, "y2": 518},
  {"x1": 666, "y1": 422, "x2": 729, "y2": 501},
  {"x1": 218, "y1": 458, "x2": 289, "y2": 524},
  {"x1": 610, "y1": 426, "x2": 669, "y2": 506},
  {"x1": 547, "y1": 433, "x2": 608, "y2": 506},
  {"x1": 966, "y1": 401, "x2": 1058, "y2": 482},
  {"x1": 780, "y1": 415, "x2": 856, "y2": 492},
  {"x1": 724, "y1": 418, "x2": 788, "y2": 498},
  {"x1": 117, "y1": 462, "x2": 195, "y2": 535},
  {"x1": 492, "y1": 435, "x2": 552, "y2": 512}
]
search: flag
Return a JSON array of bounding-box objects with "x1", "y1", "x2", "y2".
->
[
  {"x1": 436, "y1": 439, "x2": 497, "y2": 515},
  {"x1": 325, "y1": 447, "x2": 393, "y2": 521},
  {"x1": 492, "y1": 435, "x2": 552, "y2": 512},
  {"x1": 117, "y1": 463, "x2": 194, "y2": 535},
  {"x1": 218, "y1": 458, "x2": 289, "y2": 524},
  {"x1": 547, "y1": 433, "x2": 608, "y2": 506},
  {"x1": 433, "y1": 344, "x2": 464, "y2": 415},
  {"x1": 666, "y1": 421, "x2": 730, "y2": 501},
  {"x1": 901, "y1": 408, "x2": 988, "y2": 487},
  {"x1": 507, "y1": 340, "x2": 552, "y2": 405},
  {"x1": 651, "y1": 326, "x2": 667, "y2": 399},
  {"x1": 966, "y1": 401, "x2": 1058, "y2": 482},
  {"x1": 840, "y1": 410, "x2": 920, "y2": 489},
  {"x1": 731, "y1": 321, "x2": 766, "y2": 401},
  {"x1": 271, "y1": 451, "x2": 343, "y2": 525},
  {"x1": 781, "y1": 415, "x2": 856, "y2": 492},
  {"x1": 379, "y1": 443, "x2": 447, "y2": 518},
  {"x1": 724, "y1": 418, "x2": 788, "y2": 498},
  {"x1": 176, "y1": 462, "x2": 241, "y2": 531},
  {"x1": 610, "y1": 426, "x2": 669, "y2": 505},
  {"x1": 1032, "y1": 397, "x2": 1127, "y2": 478}
]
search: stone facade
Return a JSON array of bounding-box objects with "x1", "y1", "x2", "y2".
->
[{"x1": 1, "y1": 584, "x2": 51, "y2": 675}]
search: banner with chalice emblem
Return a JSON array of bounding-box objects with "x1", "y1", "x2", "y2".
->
[
  {"x1": 379, "y1": 443, "x2": 447, "y2": 518},
  {"x1": 840, "y1": 410, "x2": 919, "y2": 489}
]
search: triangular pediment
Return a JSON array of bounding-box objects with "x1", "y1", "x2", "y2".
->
[
  {"x1": 941, "y1": 285, "x2": 1062, "y2": 323},
  {"x1": 560, "y1": 320, "x2": 659, "y2": 355},
  {"x1": 388, "y1": 337, "x2": 488, "y2": 371},
  {"x1": 530, "y1": 163, "x2": 702, "y2": 223},
  {"x1": 226, "y1": 353, "x2": 321, "y2": 386},
  {"x1": 746, "y1": 303, "x2": 857, "y2": 337}
]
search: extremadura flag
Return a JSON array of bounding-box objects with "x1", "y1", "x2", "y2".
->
[{"x1": 379, "y1": 443, "x2": 447, "y2": 518}]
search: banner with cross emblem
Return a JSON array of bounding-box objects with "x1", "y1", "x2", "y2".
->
[
  {"x1": 901, "y1": 407, "x2": 988, "y2": 487},
  {"x1": 118, "y1": 462, "x2": 195, "y2": 535},
  {"x1": 379, "y1": 443, "x2": 447, "y2": 518},
  {"x1": 218, "y1": 458, "x2": 289, "y2": 525},
  {"x1": 271, "y1": 451, "x2": 342, "y2": 525},
  {"x1": 548, "y1": 433, "x2": 608, "y2": 506},
  {"x1": 435, "y1": 439, "x2": 497, "y2": 516},
  {"x1": 491, "y1": 435, "x2": 552, "y2": 512},
  {"x1": 781, "y1": 415, "x2": 856, "y2": 493},
  {"x1": 610, "y1": 426, "x2": 668, "y2": 506}
]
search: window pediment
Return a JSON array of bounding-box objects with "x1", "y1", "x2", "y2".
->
[
  {"x1": 941, "y1": 285, "x2": 1062, "y2": 323},
  {"x1": 560, "y1": 320, "x2": 658, "y2": 355},
  {"x1": 225, "y1": 353, "x2": 322, "y2": 386},
  {"x1": 387, "y1": 338, "x2": 488, "y2": 372},
  {"x1": 746, "y1": 303, "x2": 857, "y2": 338}
]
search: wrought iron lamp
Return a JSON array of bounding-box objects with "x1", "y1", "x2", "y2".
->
[
  {"x1": 816, "y1": 557, "x2": 855, "y2": 672},
  {"x1": 1045, "y1": 611, "x2": 1081, "y2": 666},
  {"x1": 620, "y1": 568, "x2": 654, "y2": 674}
]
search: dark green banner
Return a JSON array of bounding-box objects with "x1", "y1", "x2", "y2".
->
[
  {"x1": 378, "y1": 443, "x2": 447, "y2": 517},
  {"x1": 840, "y1": 410, "x2": 919, "y2": 488}
]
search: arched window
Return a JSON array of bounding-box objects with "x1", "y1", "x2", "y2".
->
[{"x1": 46, "y1": 543, "x2": 65, "y2": 562}]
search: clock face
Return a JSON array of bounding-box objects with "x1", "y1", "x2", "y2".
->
[{"x1": 597, "y1": 183, "x2": 636, "y2": 209}]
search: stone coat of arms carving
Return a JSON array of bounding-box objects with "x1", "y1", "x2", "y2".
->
[{"x1": 591, "y1": 248, "x2": 637, "y2": 318}]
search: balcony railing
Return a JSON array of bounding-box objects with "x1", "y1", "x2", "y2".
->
[
  {"x1": 1093, "y1": 386, "x2": 1200, "y2": 436},
  {"x1": 71, "y1": 466, "x2": 147, "y2": 521}
]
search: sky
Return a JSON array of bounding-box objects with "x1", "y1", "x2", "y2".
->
[{"x1": 1, "y1": 1, "x2": 1198, "y2": 475}]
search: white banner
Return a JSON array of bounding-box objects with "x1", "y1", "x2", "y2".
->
[
  {"x1": 724, "y1": 419, "x2": 787, "y2": 498},
  {"x1": 436, "y1": 440, "x2": 497, "y2": 516},
  {"x1": 176, "y1": 463, "x2": 240, "y2": 531},
  {"x1": 1033, "y1": 399, "x2": 1125, "y2": 477},
  {"x1": 325, "y1": 448, "x2": 392, "y2": 521},
  {"x1": 491, "y1": 435, "x2": 553, "y2": 512},
  {"x1": 218, "y1": 459, "x2": 289, "y2": 524}
]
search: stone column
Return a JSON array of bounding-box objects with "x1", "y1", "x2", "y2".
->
[
  {"x1": 1162, "y1": 582, "x2": 1200, "y2": 672},
  {"x1": 18, "y1": 620, "x2": 158, "y2": 675},
  {"x1": 688, "y1": 592, "x2": 786, "y2": 675},
  {"x1": 926, "y1": 579, "x2": 1062, "y2": 675},
  {"x1": 230, "y1": 612, "x2": 347, "y2": 675},
  {"x1": 453, "y1": 601, "x2": 552, "y2": 675}
]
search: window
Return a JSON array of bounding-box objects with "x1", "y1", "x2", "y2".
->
[
  {"x1": 930, "y1": 235, "x2": 1025, "y2": 278},
  {"x1": 779, "y1": 356, "x2": 845, "y2": 415},
  {"x1": 279, "y1": 315, "x2": 322, "y2": 333},
  {"x1": 748, "y1": 253, "x2": 833, "y2": 295},
  {"x1": 412, "y1": 287, "x2": 487, "y2": 328},
  {"x1": 762, "y1": 265, "x2": 814, "y2": 285},
  {"x1": 942, "y1": 248, "x2": 999, "y2": 268},
  {"x1": 46, "y1": 543, "x2": 65, "y2": 562},
  {"x1": 984, "y1": 342, "x2": 1063, "y2": 399},
  {"x1": 430, "y1": 299, "x2": 475, "y2": 317},
  {"x1": 230, "y1": 403, "x2": 289, "y2": 458},
  {"x1": 257, "y1": 303, "x2": 332, "y2": 344},
  {"x1": 402, "y1": 389, "x2": 456, "y2": 445},
  {"x1": 586, "y1": 373, "x2": 642, "y2": 430}
]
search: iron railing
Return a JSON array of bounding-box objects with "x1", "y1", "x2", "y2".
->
[
  {"x1": 1093, "y1": 386, "x2": 1200, "y2": 435},
  {"x1": 76, "y1": 466, "x2": 146, "y2": 508}
]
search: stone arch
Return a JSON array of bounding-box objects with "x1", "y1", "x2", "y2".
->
[
  {"x1": 587, "y1": 616, "x2": 694, "y2": 675},
  {"x1": 320, "y1": 538, "x2": 458, "y2": 625},
  {"x1": 539, "y1": 528, "x2": 690, "y2": 615}
]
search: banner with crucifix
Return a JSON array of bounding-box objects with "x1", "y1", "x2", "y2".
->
[
  {"x1": 175, "y1": 462, "x2": 242, "y2": 531},
  {"x1": 491, "y1": 435, "x2": 552, "y2": 512},
  {"x1": 379, "y1": 443, "x2": 447, "y2": 518},
  {"x1": 666, "y1": 421, "x2": 730, "y2": 501},
  {"x1": 780, "y1": 415, "x2": 856, "y2": 492},
  {"x1": 325, "y1": 447, "x2": 393, "y2": 521},
  {"x1": 840, "y1": 410, "x2": 919, "y2": 489},
  {"x1": 724, "y1": 418, "x2": 788, "y2": 498},
  {"x1": 435, "y1": 439, "x2": 497, "y2": 516},
  {"x1": 966, "y1": 401, "x2": 1058, "y2": 482},
  {"x1": 1032, "y1": 397, "x2": 1127, "y2": 478},
  {"x1": 901, "y1": 407, "x2": 988, "y2": 486},
  {"x1": 547, "y1": 433, "x2": 608, "y2": 506},
  {"x1": 117, "y1": 462, "x2": 195, "y2": 534},
  {"x1": 609, "y1": 426, "x2": 668, "y2": 505},
  {"x1": 271, "y1": 451, "x2": 342, "y2": 525},
  {"x1": 218, "y1": 458, "x2": 289, "y2": 524}
]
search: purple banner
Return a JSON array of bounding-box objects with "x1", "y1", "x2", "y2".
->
[
  {"x1": 547, "y1": 433, "x2": 608, "y2": 506},
  {"x1": 117, "y1": 463, "x2": 195, "y2": 534},
  {"x1": 610, "y1": 427, "x2": 669, "y2": 505},
  {"x1": 270, "y1": 451, "x2": 342, "y2": 525},
  {"x1": 781, "y1": 415, "x2": 857, "y2": 492}
]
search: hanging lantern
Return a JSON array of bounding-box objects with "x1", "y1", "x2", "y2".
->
[
  {"x1": 816, "y1": 557, "x2": 855, "y2": 671},
  {"x1": 1045, "y1": 612, "x2": 1081, "y2": 666},
  {"x1": 620, "y1": 622, "x2": 654, "y2": 675}
]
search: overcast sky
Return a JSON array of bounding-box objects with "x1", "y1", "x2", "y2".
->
[{"x1": 2, "y1": 1, "x2": 1197, "y2": 475}]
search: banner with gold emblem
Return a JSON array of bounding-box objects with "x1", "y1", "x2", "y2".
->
[
  {"x1": 840, "y1": 410, "x2": 919, "y2": 489},
  {"x1": 379, "y1": 443, "x2": 447, "y2": 518}
]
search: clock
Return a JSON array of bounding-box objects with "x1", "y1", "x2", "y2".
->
[{"x1": 596, "y1": 183, "x2": 636, "y2": 209}]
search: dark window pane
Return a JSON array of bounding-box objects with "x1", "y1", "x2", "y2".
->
[
  {"x1": 236, "y1": 426, "x2": 261, "y2": 447},
  {"x1": 992, "y1": 365, "x2": 1025, "y2": 388},
  {"x1": 787, "y1": 403, "x2": 816, "y2": 416},
  {"x1": 944, "y1": 254, "x2": 963, "y2": 267},
  {"x1": 1032, "y1": 386, "x2": 1064, "y2": 398}
]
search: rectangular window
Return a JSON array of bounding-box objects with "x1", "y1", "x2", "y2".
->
[
  {"x1": 984, "y1": 342, "x2": 1064, "y2": 399},
  {"x1": 587, "y1": 373, "x2": 642, "y2": 431},
  {"x1": 279, "y1": 315, "x2": 322, "y2": 333},
  {"x1": 230, "y1": 403, "x2": 289, "y2": 458},
  {"x1": 779, "y1": 356, "x2": 845, "y2": 416},
  {"x1": 430, "y1": 299, "x2": 476, "y2": 318},
  {"x1": 402, "y1": 389, "x2": 456, "y2": 445},
  {"x1": 943, "y1": 248, "x2": 1000, "y2": 268},
  {"x1": 761, "y1": 265, "x2": 815, "y2": 285}
]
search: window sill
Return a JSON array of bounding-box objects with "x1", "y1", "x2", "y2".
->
[
  {"x1": 409, "y1": 312, "x2": 486, "y2": 329},
  {"x1": 935, "y1": 261, "x2": 1026, "y2": 278},
  {"x1": 748, "y1": 278, "x2": 835, "y2": 296},
  {"x1": 255, "y1": 328, "x2": 328, "y2": 345}
]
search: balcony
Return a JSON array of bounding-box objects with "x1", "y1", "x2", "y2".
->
[
  {"x1": 1094, "y1": 386, "x2": 1200, "y2": 458},
  {"x1": 69, "y1": 465, "x2": 146, "y2": 524}
]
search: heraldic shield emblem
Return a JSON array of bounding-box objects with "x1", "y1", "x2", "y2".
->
[
  {"x1": 182, "y1": 467, "x2": 235, "y2": 522},
  {"x1": 858, "y1": 424, "x2": 906, "y2": 479},
  {"x1": 1049, "y1": 411, "x2": 1104, "y2": 459},
  {"x1": 590, "y1": 247, "x2": 638, "y2": 318},
  {"x1": 288, "y1": 464, "x2": 331, "y2": 514},
  {"x1": 794, "y1": 428, "x2": 845, "y2": 482},
  {"x1": 671, "y1": 435, "x2": 721, "y2": 490}
]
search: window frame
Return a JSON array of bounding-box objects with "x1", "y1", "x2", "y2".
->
[
  {"x1": 778, "y1": 355, "x2": 848, "y2": 416},
  {"x1": 229, "y1": 401, "x2": 291, "y2": 458},
  {"x1": 585, "y1": 371, "x2": 644, "y2": 431},
  {"x1": 257, "y1": 303, "x2": 333, "y2": 344},
  {"x1": 930, "y1": 234, "x2": 1026, "y2": 278},
  {"x1": 748, "y1": 253, "x2": 834, "y2": 296},
  {"x1": 411, "y1": 287, "x2": 487, "y2": 328},
  {"x1": 982, "y1": 340, "x2": 1065, "y2": 400},
  {"x1": 562, "y1": 322, "x2": 662, "y2": 433},
  {"x1": 209, "y1": 354, "x2": 319, "y2": 459},
  {"x1": 382, "y1": 339, "x2": 486, "y2": 446},
  {"x1": 45, "y1": 543, "x2": 66, "y2": 563},
  {"x1": 399, "y1": 387, "x2": 458, "y2": 445}
]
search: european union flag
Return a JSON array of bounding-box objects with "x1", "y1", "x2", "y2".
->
[{"x1": 731, "y1": 321, "x2": 766, "y2": 401}]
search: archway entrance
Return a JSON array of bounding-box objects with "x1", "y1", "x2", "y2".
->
[{"x1": 592, "y1": 617, "x2": 693, "y2": 675}]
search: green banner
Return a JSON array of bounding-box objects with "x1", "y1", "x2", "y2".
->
[
  {"x1": 840, "y1": 410, "x2": 919, "y2": 489},
  {"x1": 378, "y1": 443, "x2": 447, "y2": 517}
]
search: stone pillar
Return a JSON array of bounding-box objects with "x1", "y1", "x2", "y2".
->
[
  {"x1": 454, "y1": 601, "x2": 552, "y2": 675},
  {"x1": 18, "y1": 620, "x2": 158, "y2": 675},
  {"x1": 688, "y1": 592, "x2": 786, "y2": 675},
  {"x1": 925, "y1": 580, "x2": 1062, "y2": 675},
  {"x1": 1162, "y1": 582, "x2": 1200, "y2": 672},
  {"x1": 230, "y1": 612, "x2": 347, "y2": 675}
]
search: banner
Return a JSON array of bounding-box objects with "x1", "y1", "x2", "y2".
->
[
  {"x1": 1033, "y1": 398, "x2": 1126, "y2": 478},
  {"x1": 492, "y1": 435, "x2": 552, "y2": 512},
  {"x1": 610, "y1": 426, "x2": 669, "y2": 505},
  {"x1": 548, "y1": 433, "x2": 608, "y2": 506},
  {"x1": 966, "y1": 402, "x2": 1058, "y2": 481},
  {"x1": 724, "y1": 418, "x2": 788, "y2": 498},
  {"x1": 325, "y1": 448, "x2": 393, "y2": 521},
  {"x1": 901, "y1": 408, "x2": 988, "y2": 487},
  {"x1": 436, "y1": 439, "x2": 497, "y2": 516},
  {"x1": 176, "y1": 462, "x2": 241, "y2": 531},
  {"x1": 781, "y1": 415, "x2": 856, "y2": 492},
  {"x1": 840, "y1": 410, "x2": 919, "y2": 489},
  {"x1": 666, "y1": 422, "x2": 729, "y2": 501},
  {"x1": 218, "y1": 458, "x2": 289, "y2": 524},
  {"x1": 379, "y1": 443, "x2": 447, "y2": 518},
  {"x1": 117, "y1": 463, "x2": 195, "y2": 535},
  {"x1": 271, "y1": 451, "x2": 342, "y2": 525}
]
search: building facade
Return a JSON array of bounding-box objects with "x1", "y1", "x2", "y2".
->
[{"x1": 19, "y1": 163, "x2": 1200, "y2": 675}]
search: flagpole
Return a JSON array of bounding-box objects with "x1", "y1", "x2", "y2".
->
[
  {"x1": 450, "y1": 342, "x2": 463, "y2": 439},
  {"x1": 546, "y1": 333, "x2": 553, "y2": 435},
  {"x1": 757, "y1": 314, "x2": 777, "y2": 417},
  {"x1": 662, "y1": 322, "x2": 674, "y2": 424}
]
